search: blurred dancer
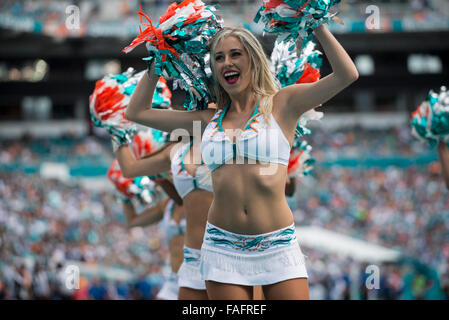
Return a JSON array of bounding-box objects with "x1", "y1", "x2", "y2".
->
[
  {"x1": 122, "y1": 194, "x2": 185, "y2": 300},
  {"x1": 411, "y1": 86, "x2": 449, "y2": 190},
  {"x1": 89, "y1": 59, "x2": 212, "y2": 299},
  {"x1": 116, "y1": 135, "x2": 212, "y2": 300},
  {"x1": 108, "y1": 153, "x2": 185, "y2": 300}
]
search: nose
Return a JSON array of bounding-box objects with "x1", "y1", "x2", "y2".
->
[{"x1": 224, "y1": 54, "x2": 233, "y2": 67}]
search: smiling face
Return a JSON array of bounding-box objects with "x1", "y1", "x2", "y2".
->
[
  {"x1": 209, "y1": 27, "x2": 279, "y2": 110},
  {"x1": 213, "y1": 36, "x2": 252, "y2": 98}
]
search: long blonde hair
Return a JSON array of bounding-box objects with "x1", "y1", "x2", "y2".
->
[{"x1": 208, "y1": 27, "x2": 280, "y2": 123}]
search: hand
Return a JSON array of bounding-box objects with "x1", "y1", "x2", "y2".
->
[
  {"x1": 108, "y1": 126, "x2": 134, "y2": 152},
  {"x1": 145, "y1": 42, "x2": 159, "y2": 72},
  {"x1": 438, "y1": 140, "x2": 448, "y2": 150},
  {"x1": 189, "y1": 87, "x2": 201, "y2": 100},
  {"x1": 332, "y1": 16, "x2": 344, "y2": 26}
]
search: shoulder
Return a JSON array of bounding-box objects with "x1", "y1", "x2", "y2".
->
[{"x1": 198, "y1": 108, "x2": 217, "y2": 124}]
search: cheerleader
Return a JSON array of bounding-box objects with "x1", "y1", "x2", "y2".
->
[
  {"x1": 89, "y1": 64, "x2": 195, "y2": 299},
  {"x1": 107, "y1": 148, "x2": 185, "y2": 301},
  {"x1": 115, "y1": 130, "x2": 213, "y2": 299},
  {"x1": 121, "y1": 193, "x2": 185, "y2": 301},
  {"x1": 411, "y1": 86, "x2": 449, "y2": 190},
  {"x1": 91, "y1": 71, "x2": 213, "y2": 299},
  {"x1": 125, "y1": 21, "x2": 357, "y2": 299}
]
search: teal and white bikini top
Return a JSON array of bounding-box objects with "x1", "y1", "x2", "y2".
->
[
  {"x1": 160, "y1": 198, "x2": 186, "y2": 244},
  {"x1": 171, "y1": 141, "x2": 213, "y2": 199},
  {"x1": 201, "y1": 104, "x2": 291, "y2": 171}
]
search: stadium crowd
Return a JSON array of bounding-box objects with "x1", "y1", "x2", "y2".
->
[
  {"x1": 295, "y1": 165, "x2": 449, "y2": 300},
  {"x1": 305, "y1": 123, "x2": 432, "y2": 160},
  {"x1": 1, "y1": 0, "x2": 447, "y2": 39},
  {"x1": 0, "y1": 134, "x2": 111, "y2": 167},
  {"x1": 291, "y1": 124, "x2": 448, "y2": 300},
  {"x1": 0, "y1": 171, "x2": 168, "y2": 300}
]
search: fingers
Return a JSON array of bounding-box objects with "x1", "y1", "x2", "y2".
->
[
  {"x1": 189, "y1": 87, "x2": 201, "y2": 100},
  {"x1": 332, "y1": 16, "x2": 344, "y2": 26}
]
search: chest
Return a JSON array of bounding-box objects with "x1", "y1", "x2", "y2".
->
[
  {"x1": 220, "y1": 112, "x2": 259, "y2": 143},
  {"x1": 182, "y1": 148, "x2": 203, "y2": 177}
]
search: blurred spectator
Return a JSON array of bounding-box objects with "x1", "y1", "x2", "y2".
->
[
  {"x1": 88, "y1": 276, "x2": 108, "y2": 300},
  {"x1": 114, "y1": 280, "x2": 130, "y2": 300},
  {"x1": 53, "y1": 263, "x2": 73, "y2": 300},
  {"x1": 12, "y1": 264, "x2": 32, "y2": 300},
  {"x1": 0, "y1": 278, "x2": 7, "y2": 299},
  {"x1": 73, "y1": 276, "x2": 89, "y2": 300},
  {"x1": 133, "y1": 274, "x2": 154, "y2": 300},
  {"x1": 31, "y1": 263, "x2": 51, "y2": 299}
]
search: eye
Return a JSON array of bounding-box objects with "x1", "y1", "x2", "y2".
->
[
  {"x1": 231, "y1": 52, "x2": 241, "y2": 57},
  {"x1": 215, "y1": 55, "x2": 224, "y2": 62}
]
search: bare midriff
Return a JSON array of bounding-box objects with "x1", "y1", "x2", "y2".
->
[{"x1": 207, "y1": 160, "x2": 294, "y2": 235}]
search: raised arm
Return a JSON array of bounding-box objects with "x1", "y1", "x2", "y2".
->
[
  {"x1": 437, "y1": 141, "x2": 449, "y2": 189},
  {"x1": 125, "y1": 63, "x2": 214, "y2": 135},
  {"x1": 157, "y1": 178, "x2": 183, "y2": 206},
  {"x1": 122, "y1": 197, "x2": 169, "y2": 228},
  {"x1": 278, "y1": 24, "x2": 359, "y2": 121},
  {"x1": 115, "y1": 143, "x2": 175, "y2": 178}
]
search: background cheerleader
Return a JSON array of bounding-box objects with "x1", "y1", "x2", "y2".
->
[
  {"x1": 114, "y1": 129, "x2": 213, "y2": 300},
  {"x1": 107, "y1": 156, "x2": 185, "y2": 300},
  {"x1": 411, "y1": 86, "x2": 449, "y2": 189}
]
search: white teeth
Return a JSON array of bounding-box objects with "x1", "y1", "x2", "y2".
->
[{"x1": 224, "y1": 72, "x2": 239, "y2": 78}]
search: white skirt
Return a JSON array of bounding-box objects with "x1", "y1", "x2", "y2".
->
[
  {"x1": 177, "y1": 246, "x2": 207, "y2": 290},
  {"x1": 156, "y1": 272, "x2": 179, "y2": 300},
  {"x1": 200, "y1": 222, "x2": 308, "y2": 286}
]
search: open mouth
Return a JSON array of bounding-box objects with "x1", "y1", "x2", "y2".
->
[{"x1": 223, "y1": 71, "x2": 240, "y2": 85}]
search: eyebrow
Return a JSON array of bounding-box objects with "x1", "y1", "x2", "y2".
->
[{"x1": 215, "y1": 48, "x2": 242, "y2": 55}]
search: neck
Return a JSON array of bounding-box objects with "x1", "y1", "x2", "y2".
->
[{"x1": 228, "y1": 87, "x2": 256, "y2": 113}]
